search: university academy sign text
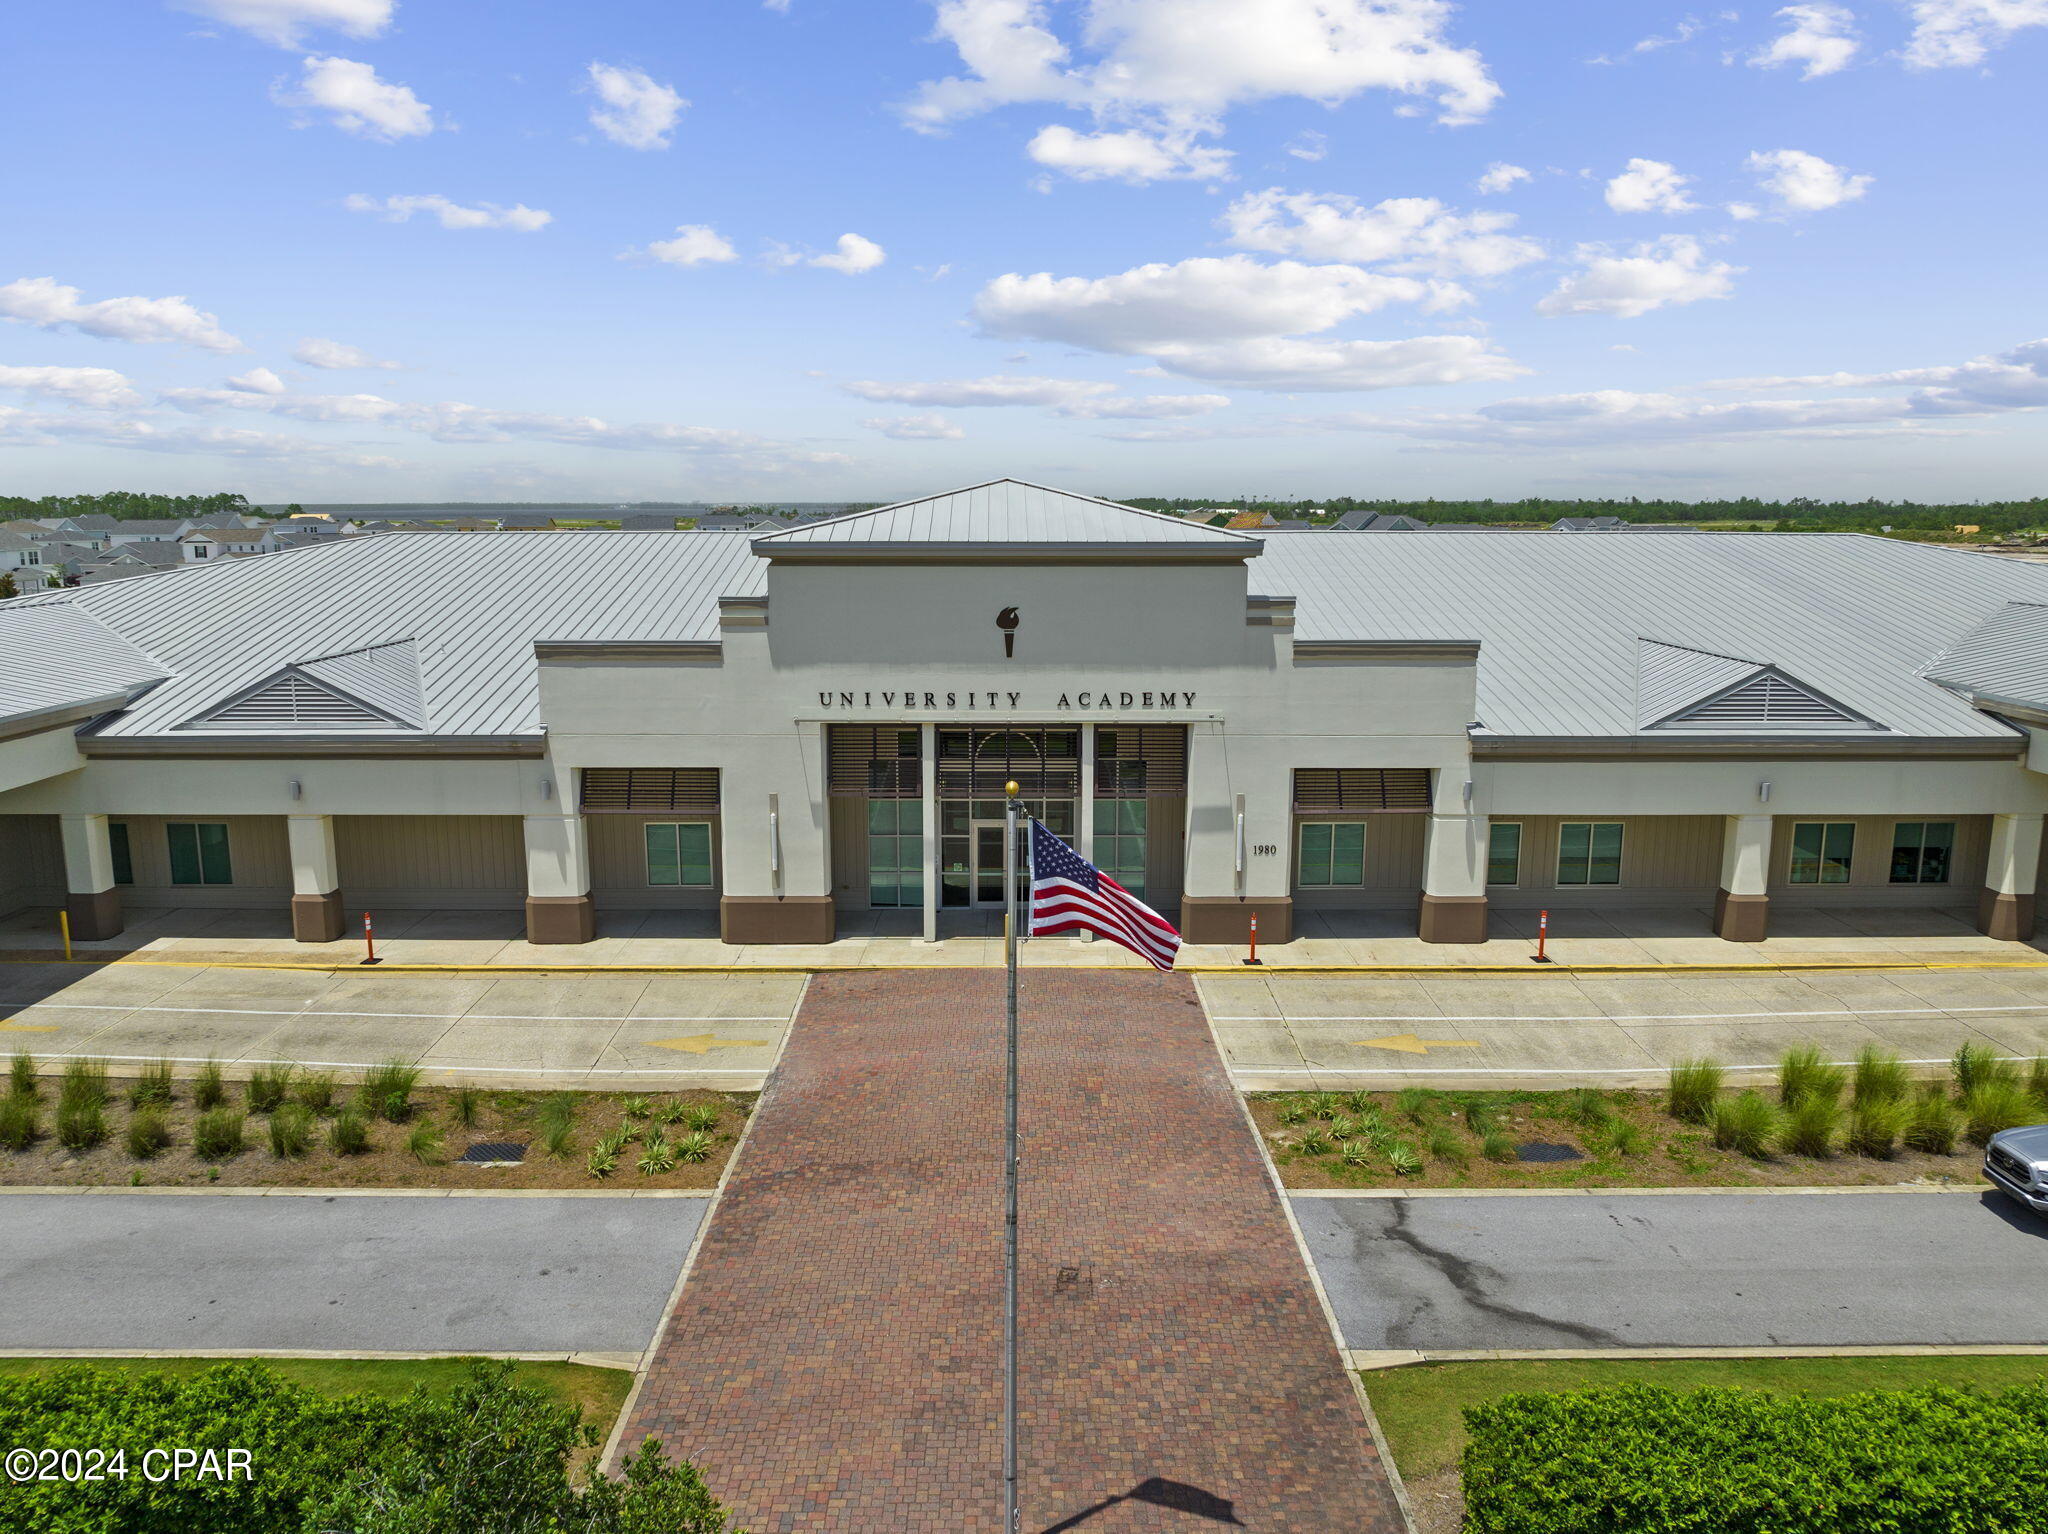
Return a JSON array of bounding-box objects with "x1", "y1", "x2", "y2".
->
[{"x1": 816, "y1": 689, "x2": 1198, "y2": 710}]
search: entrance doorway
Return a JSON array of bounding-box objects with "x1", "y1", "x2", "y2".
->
[{"x1": 970, "y1": 819, "x2": 1025, "y2": 908}]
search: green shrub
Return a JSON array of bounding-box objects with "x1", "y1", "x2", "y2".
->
[
  {"x1": 128, "y1": 1058, "x2": 174, "y2": 1107},
  {"x1": 269, "y1": 1103, "x2": 313, "y2": 1158},
  {"x1": 1846, "y1": 1099, "x2": 1909, "y2": 1158},
  {"x1": 193, "y1": 1109, "x2": 245, "y2": 1160},
  {"x1": 1667, "y1": 1059, "x2": 1722, "y2": 1124},
  {"x1": 1383, "y1": 1140, "x2": 1424, "y2": 1177},
  {"x1": 1480, "y1": 1129, "x2": 1517, "y2": 1163},
  {"x1": 0, "y1": 1094, "x2": 37, "y2": 1151},
  {"x1": 329, "y1": 1109, "x2": 370, "y2": 1156},
  {"x1": 246, "y1": 1061, "x2": 295, "y2": 1114},
  {"x1": 1783, "y1": 1097, "x2": 1840, "y2": 1158},
  {"x1": 1904, "y1": 1092, "x2": 1961, "y2": 1155},
  {"x1": 56, "y1": 1099, "x2": 106, "y2": 1151},
  {"x1": 1853, "y1": 1045, "x2": 1911, "y2": 1106},
  {"x1": 0, "y1": 1358, "x2": 742, "y2": 1534},
  {"x1": 407, "y1": 1122, "x2": 445, "y2": 1164},
  {"x1": 8, "y1": 1049, "x2": 35, "y2": 1098},
  {"x1": 59, "y1": 1057, "x2": 108, "y2": 1112},
  {"x1": 193, "y1": 1057, "x2": 226, "y2": 1111},
  {"x1": 1710, "y1": 1091, "x2": 1778, "y2": 1157},
  {"x1": 1426, "y1": 1123, "x2": 1470, "y2": 1167},
  {"x1": 126, "y1": 1106, "x2": 171, "y2": 1159},
  {"x1": 1965, "y1": 1082, "x2": 2038, "y2": 1146},
  {"x1": 1778, "y1": 1045, "x2": 1845, "y2": 1109},
  {"x1": 293, "y1": 1070, "x2": 337, "y2": 1113},
  {"x1": 359, "y1": 1059, "x2": 420, "y2": 1122},
  {"x1": 1953, "y1": 1041, "x2": 2018, "y2": 1096},
  {"x1": 1461, "y1": 1383, "x2": 2048, "y2": 1534},
  {"x1": 681, "y1": 1103, "x2": 721, "y2": 1133}
]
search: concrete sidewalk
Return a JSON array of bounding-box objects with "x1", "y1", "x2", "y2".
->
[{"x1": 3, "y1": 899, "x2": 2042, "y2": 972}]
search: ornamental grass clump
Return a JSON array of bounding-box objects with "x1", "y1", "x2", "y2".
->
[
  {"x1": 0, "y1": 1094, "x2": 38, "y2": 1151},
  {"x1": 1592, "y1": 1120, "x2": 1648, "y2": 1158},
  {"x1": 193, "y1": 1058, "x2": 226, "y2": 1111},
  {"x1": 8, "y1": 1050, "x2": 35, "y2": 1099},
  {"x1": 1953, "y1": 1042, "x2": 2018, "y2": 1097},
  {"x1": 1853, "y1": 1046, "x2": 1911, "y2": 1107},
  {"x1": 129, "y1": 1059, "x2": 174, "y2": 1108},
  {"x1": 1710, "y1": 1092, "x2": 1779, "y2": 1158},
  {"x1": 1777, "y1": 1045, "x2": 1845, "y2": 1110},
  {"x1": 56, "y1": 1098, "x2": 107, "y2": 1152},
  {"x1": 451, "y1": 1085, "x2": 482, "y2": 1128},
  {"x1": 126, "y1": 1106, "x2": 171, "y2": 1160},
  {"x1": 1463, "y1": 1101, "x2": 1497, "y2": 1136},
  {"x1": 1425, "y1": 1123, "x2": 1469, "y2": 1167},
  {"x1": 1904, "y1": 1091, "x2": 1961, "y2": 1155},
  {"x1": 193, "y1": 1109, "x2": 245, "y2": 1161},
  {"x1": 1783, "y1": 1097, "x2": 1840, "y2": 1159},
  {"x1": 2030, "y1": 1057, "x2": 2048, "y2": 1109},
  {"x1": 268, "y1": 1103, "x2": 313, "y2": 1159},
  {"x1": 328, "y1": 1109, "x2": 370, "y2": 1156},
  {"x1": 537, "y1": 1093, "x2": 579, "y2": 1159},
  {"x1": 292, "y1": 1071, "x2": 337, "y2": 1114},
  {"x1": 1846, "y1": 1098, "x2": 1908, "y2": 1159},
  {"x1": 406, "y1": 1122, "x2": 445, "y2": 1164},
  {"x1": 245, "y1": 1062, "x2": 294, "y2": 1115},
  {"x1": 1667, "y1": 1059, "x2": 1723, "y2": 1125},
  {"x1": 1562, "y1": 1087, "x2": 1613, "y2": 1128},
  {"x1": 1481, "y1": 1130, "x2": 1517, "y2": 1163},
  {"x1": 1964, "y1": 1082, "x2": 2037, "y2": 1147},
  {"x1": 359, "y1": 1059, "x2": 421, "y2": 1123},
  {"x1": 1395, "y1": 1087, "x2": 1439, "y2": 1124},
  {"x1": 59, "y1": 1057, "x2": 108, "y2": 1112}
]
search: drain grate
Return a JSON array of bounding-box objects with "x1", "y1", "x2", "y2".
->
[
  {"x1": 456, "y1": 1141, "x2": 528, "y2": 1166},
  {"x1": 1515, "y1": 1140, "x2": 1583, "y2": 1163}
]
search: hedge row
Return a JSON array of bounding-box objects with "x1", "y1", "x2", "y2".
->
[
  {"x1": 1463, "y1": 1383, "x2": 2048, "y2": 1533},
  {"x1": 0, "y1": 1360, "x2": 737, "y2": 1534}
]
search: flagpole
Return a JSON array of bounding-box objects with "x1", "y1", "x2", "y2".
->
[{"x1": 1002, "y1": 780, "x2": 1021, "y2": 1534}]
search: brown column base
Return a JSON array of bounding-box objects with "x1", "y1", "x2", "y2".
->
[
  {"x1": 720, "y1": 895, "x2": 836, "y2": 945},
  {"x1": 1714, "y1": 889, "x2": 1770, "y2": 942},
  {"x1": 290, "y1": 890, "x2": 345, "y2": 943},
  {"x1": 1178, "y1": 896, "x2": 1292, "y2": 946},
  {"x1": 1418, "y1": 893, "x2": 1488, "y2": 944},
  {"x1": 1979, "y1": 888, "x2": 2037, "y2": 943},
  {"x1": 525, "y1": 894, "x2": 596, "y2": 945},
  {"x1": 64, "y1": 888, "x2": 123, "y2": 943}
]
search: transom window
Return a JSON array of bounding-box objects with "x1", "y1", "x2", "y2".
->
[
  {"x1": 643, "y1": 822, "x2": 714, "y2": 888},
  {"x1": 166, "y1": 822, "x2": 232, "y2": 886},
  {"x1": 1486, "y1": 822, "x2": 1522, "y2": 887},
  {"x1": 1890, "y1": 821, "x2": 1954, "y2": 885},
  {"x1": 1556, "y1": 822, "x2": 1623, "y2": 886},
  {"x1": 1789, "y1": 822, "x2": 1855, "y2": 885},
  {"x1": 1298, "y1": 822, "x2": 1366, "y2": 887}
]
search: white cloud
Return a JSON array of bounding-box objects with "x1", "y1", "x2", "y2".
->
[
  {"x1": 843, "y1": 375, "x2": 1118, "y2": 407},
  {"x1": 1055, "y1": 392, "x2": 1231, "y2": 418},
  {"x1": 1220, "y1": 189, "x2": 1543, "y2": 277},
  {"x1": 278, "y1": 55, "x2": 433, "y2": 141},
  {"x1": 343, "y1": 193, "x2": 553, "y2": 232},
  {"x1": 1474, "y1": 161, "x2": 1530, "y2": 194},
  {"x1": 1903, "y1": 0, "x2": 2048, "y2": 67},
  {"x1": 1746, "y1": 148, "x2": 1872, "y2": 211},
  {"x1": 292, "y1": 336, "x2": 402, "y2": 370},
  {"x1": 1285, "y1": 129, "x2": 1328, "y2": 161},
  {"x1": 1590, "y1": 17, "x2": 1704, "y2": 63},
  {"x1": 634, "y1": 225, "x2": 739, "y2": 268},
  {"x1": 1119, "y1": 334, "x2": 1524, "y2": 391},
  {"x1": 860, "y1": 413, "x2": 966, "y2": 439},
  {"x1": 1748, "y1": 3, "x2": 1861, "y2": 77},
  {"x1": 1025, "y1": 124, "x2": 1230, "y2": 182},
  {"x1": 1537, "y1": 236, "x2": 1740, "y2": 318},
  {"x1": 0, "y1": 364, "x2": 142, "y2": 409},
  {"x1": 809, "y1": 234, "x2": 887, "y2": 274},
  {"x1": 1726, "y1": 201, "x2": 1762, "y2": 220},
  {"x1": 170, "y1": 0, "x2": 391, "y2": 47},
  {"x1": 585, "y1": 63, "x2": 685, "y2": 150},
  {"x1": 225, "y1": 367, "x2": 288, "y2": 394},
  {"x1": 0, "y1": 276, "x2": 246, "y2": 353},
  {"x1": 1604, "y1": 158, "x2": 1697, "y2": 213}
]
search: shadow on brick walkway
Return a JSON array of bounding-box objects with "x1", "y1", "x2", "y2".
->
[{"x1": 619, "y1": 970, "x2": 1405, "y2": 1532}]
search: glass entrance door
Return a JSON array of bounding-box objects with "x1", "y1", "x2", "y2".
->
[{"x1": 971, "y1": 820, "x2": 1022, "y2": 908}]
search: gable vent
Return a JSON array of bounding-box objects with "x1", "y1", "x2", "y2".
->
[
  {"x1": 1660, "y1": 673, "x2": 1862, "y2": 729},
  {"x1": 189, "y1": 673, "x2": 398, "y2": 730}
]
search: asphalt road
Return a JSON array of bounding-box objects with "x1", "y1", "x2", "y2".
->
[
  {"x1": 0, "y1": 1194, "x2": 703, "y2": 1353},
  {"x1": 1297, "y1": 1190, "x2": 2048, "y2": 1350}
]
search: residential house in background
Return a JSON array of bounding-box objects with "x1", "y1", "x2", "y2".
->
[
  {"x1": 179, "y1": 526, "x2": 281, "y2": 563},
  {"x1": 1552, "y1": 515, "x2": 1630, "y2": 531}
]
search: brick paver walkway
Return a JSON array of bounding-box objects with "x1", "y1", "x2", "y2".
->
[{"x1": 619, "y1": 969, "x2": 1405, "y2": 1532}]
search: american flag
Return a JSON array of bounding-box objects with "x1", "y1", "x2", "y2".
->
[{"x1": 1026, "y1": 818, "x2": 1182, "y2": 972}]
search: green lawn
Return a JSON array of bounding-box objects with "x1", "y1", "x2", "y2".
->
[
  {"x1": 0, "y1": 1356, "x2": 633, "y2": 1440},
  {"x1": 1365, "y1": 1354, "x2": 2048, "y2": 1480}
]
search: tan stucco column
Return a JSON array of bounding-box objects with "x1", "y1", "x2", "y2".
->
[
  {"x1": 1419, "y1": 810, "x2": 1488, "y2": 943},
  {"x1": 1980, "y1": 812, "x2": 2043, "y2": 942},
  {"x1": 286, "y1": 814, "x2": 345, "y2": 942},
  {"x1": 524, "y1": 813, "x2": 594, "y2": 944},
  {"x1": 59, "y1": 813, "x2": 121, "y2": 941},
  {"x1": 1715, "y1": 814, "x2": 1774, "y2": 942}
]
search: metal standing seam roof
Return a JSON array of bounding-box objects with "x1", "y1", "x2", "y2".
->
[
  {"x1": 1634, "y1": 640, "x2": 1770, "y2": 728},
  {"x1": 1921, "y1": 602, "x2": 2048, "y2": 713},
  {"x1": 0, "y1": 605, "x2": 170, "y2": 721},
  {"x1": 7, "y1": 512, "x2": 2048, "y2": 743},
  {"x1": 294, "y1": 640, "x2": 427, "y2": 728},
  {"x1": 752, "y1": 478, "x2": 1262, "y2": 550}
]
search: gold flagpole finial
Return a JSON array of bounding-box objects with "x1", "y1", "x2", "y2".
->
[{"x1": 1004, "y1": 779, "x2": 1020, "y2": 798}]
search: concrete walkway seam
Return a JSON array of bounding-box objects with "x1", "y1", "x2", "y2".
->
[
  {"x1": 1291, "y1": 1183, "x2": 1988, "y2": 1200},
  {"x1": 598, "y1": 973, "x2": 807, "y2": 1477},
  {"x1": 0, "y1": 1185, "x2": 714, "y2": 1199},
  {"x1": 1344, "y1": 1344, "x2": 2048, "y2": 1371},
  {"x1": 0, "y1": 1348, "x2": 640, "y2": 1369}
]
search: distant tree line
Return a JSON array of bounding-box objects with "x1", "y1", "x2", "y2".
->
[
  {"x1": 1118, "y1": 495, "x2": 2048, "y2": 539},
  {"x1": 0, "y1": 490, "x2": 255, "y2": 521}
]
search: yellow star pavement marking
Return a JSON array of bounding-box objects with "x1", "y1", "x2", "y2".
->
[
  {"x1": 1348, "y1": 1033, "x2": 1482, "y2": 1055},
  {"x1": 644, "y1": 1033, "x2": 770, "y2": 1055},
  {"x1": 0, "y1": 1019, "x2": 59, "y2": 1033}
]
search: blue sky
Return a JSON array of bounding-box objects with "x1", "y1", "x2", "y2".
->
[{"x1": 5, "y1": 0, "x2": 2045, "y2": 503}]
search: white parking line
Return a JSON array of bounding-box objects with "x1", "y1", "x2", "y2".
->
[
  {"x1": 1246, "y1": 1055, "x2": 2025, "y2": 1077},
  {"x1": 12, "y1": 1004, "x2": 794, "y2": 1024},
  {"x1": 1210, "y1": 1002, "x2": 2048, "y2": 1026}
]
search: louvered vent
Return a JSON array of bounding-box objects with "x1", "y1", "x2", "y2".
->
[
  {"x1": 827, "y1": 726, "x2": 923, "y2": 799},
  {"x1": 580, "y1": 768, "x2": 720, "y2": 813},
  {"x1": 1292, "y1": 768, "x2": 1434, "y2": 814},
  {"x1": 936, "y1": 727, "x2": 1080, "y2": 799},
  {"x1": 190, "y1": 674, "x2": 394, "y2": 730},
  {"x1": 1661, "y1": 674, "x2": 1861, "y2": 729},
  {"x1": 1096, "y1": 725, "x2": 1188, "y2": 799}
]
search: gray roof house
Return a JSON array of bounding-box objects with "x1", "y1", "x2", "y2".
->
[
  {"x1": 1552, "y1": 515, "x2": 1630, "y2": 531},
  {"x1": 105, "y1": 519, "x2": 197, "y2": 544},
  {"x1": 1333, "y1": 511, "x2": 1430, "y2": 531}
]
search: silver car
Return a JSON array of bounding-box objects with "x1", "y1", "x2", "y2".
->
[{"x1": 1983, "y1": 1125, "x2": 2048, "y2": 1214}]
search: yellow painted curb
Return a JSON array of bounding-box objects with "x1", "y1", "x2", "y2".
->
[{"x1": 1347, "y1": 1344, "x2": 2048, "y2": 1370}]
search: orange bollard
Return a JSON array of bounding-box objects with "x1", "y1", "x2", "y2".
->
[
  {"x1": 1241, "y1": 910, "x2": 1263, "y2": 966},
  {"x1": 361, "y1": 911, "x2": 382, "y2": 966},
  {"x1": 1531, "y1": 907, "x2": 1553, "y2": 964}
]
